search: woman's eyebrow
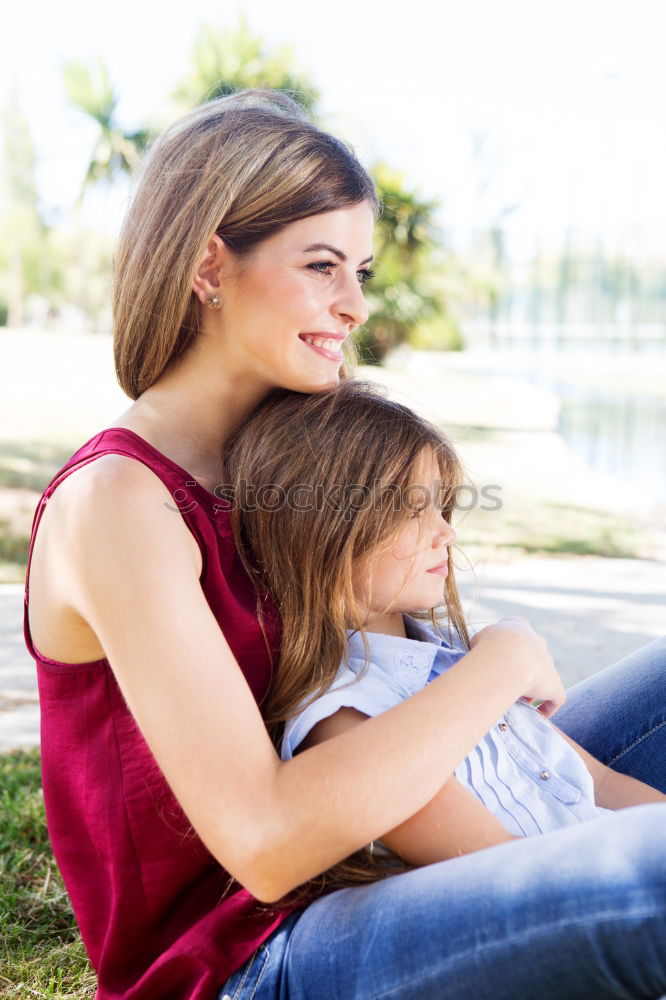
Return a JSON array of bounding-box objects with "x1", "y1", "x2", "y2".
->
[{"x1": 302, "y1": 242, "x2": 374, "y2": 266}]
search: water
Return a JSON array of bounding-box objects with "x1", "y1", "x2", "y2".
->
[
  {"x1": 530, "y1": 376, "x2": 666, "y2": 506},
  {"x1": 400, "y1": 344, "x2": 666, "y2": 507}
]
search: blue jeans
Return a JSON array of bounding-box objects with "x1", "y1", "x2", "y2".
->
[{"x1": 219, "y1": 637, "x2": 666, "y2": 1000}]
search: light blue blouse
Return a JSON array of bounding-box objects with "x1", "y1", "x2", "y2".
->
[{"x1": 281, "y1": 616, "x2": 612, "y2": 837}]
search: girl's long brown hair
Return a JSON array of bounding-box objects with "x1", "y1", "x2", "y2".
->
[{"x1": 225, "y1": 380, "x2": 471, "y2": 906}]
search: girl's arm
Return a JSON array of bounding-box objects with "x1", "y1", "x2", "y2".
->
[
  {"x1": 553, "y1": 727, "x2": 666, "y2": 808},
  {"x1": 299, "y1": 707, "x2": 518, "y2": 864},
  {"x1": 384, "y1": 777, "x2": 518, "y2": 863},
  {"x1": 59, "y1": 456, "x2": 562, "y2": 902}
]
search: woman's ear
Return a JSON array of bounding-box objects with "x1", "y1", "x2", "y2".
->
[{"x1": 192, "y1": 234, "x2": 227, "y2": 307}]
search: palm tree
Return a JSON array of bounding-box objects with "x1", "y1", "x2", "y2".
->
[
  {"x1": 62, "y1": 58, "x2": 151, "y2": 196},
  {"x1": 359, "y1": 165, "x2": 461, "y2": 363},
  {"x1": 0, "y1": 94, "x2": 48, "y2": 326},
  {"x1": 173, "y1": 17, "x2": 319, "y2": 113}
]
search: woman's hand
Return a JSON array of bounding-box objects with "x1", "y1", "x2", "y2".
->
[{"x1": 470, "y1": 617, "x2": 566, "y2": 717}]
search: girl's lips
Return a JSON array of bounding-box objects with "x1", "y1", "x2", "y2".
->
[
  {"x1": 299, "y1": 334, "x2": 345, "y2": 362},
  {"x1": 427, "y1": 562, "x2": 449, "y2": 577}
]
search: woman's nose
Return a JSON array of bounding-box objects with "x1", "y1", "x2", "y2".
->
[{"x1": 334, "y1": 273, "x2": 370, "y2": 329}]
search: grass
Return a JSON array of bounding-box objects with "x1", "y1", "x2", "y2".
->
[
  {"x1": 454, "y1": 495, "x2": 655, "y2": 562},
  {"x1": 0, "y1": 749, "x2": 96, "y2": 999},
  {"x1": 0, "y1": 443, "x2": 77, "y2": 494},
  {"x1": 0, "y1": 532, "x2": 30, "y2": 570}
]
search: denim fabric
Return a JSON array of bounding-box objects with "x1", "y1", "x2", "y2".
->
[
  {"x1": 219, "y1": 636, "x2": 666, "y2": 1000},
  {"x1": 554, "y1": 635, "x2": 666, "y2": 792}
]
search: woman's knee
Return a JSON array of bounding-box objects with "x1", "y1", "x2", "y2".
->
[{"x1": 589, "y1": 803, "x2": 666, "y2": 887}]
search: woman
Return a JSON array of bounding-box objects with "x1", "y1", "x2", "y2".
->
[{"x1": 24, "y1": 90, "x2": 666, "y2": 1000}]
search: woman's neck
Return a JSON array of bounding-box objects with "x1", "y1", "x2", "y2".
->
[{"x1": 110, "y1": 344, "x2": 273, "y2": 491}]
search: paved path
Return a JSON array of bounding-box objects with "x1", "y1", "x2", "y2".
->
[
  {"x1": 458, "y1": 556, "x2": 664, "y2": 684},
  {"x1": 2, "y1": 557, "x2": 664, "y2": 750},
  {"x1": 1, "y1": 584, "x2": 40, "y2": 750}
]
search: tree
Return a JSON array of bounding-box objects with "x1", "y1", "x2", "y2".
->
[
  {"x1": 359, "y1": 165, "x2": 462, "y2": 363},
  {"x1": 0, "y1": 94, "x2": 50, "y2": 326},
  {"x1": 173, "y1": 17, "x2": 319, "y2": 113},
  {"x1": 62, "y1": 58, "x2": 151, "y2": 196}
]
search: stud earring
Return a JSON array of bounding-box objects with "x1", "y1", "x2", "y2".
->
[{"x1": 205, "y1": 293, "x2": 222, "y2": 310}]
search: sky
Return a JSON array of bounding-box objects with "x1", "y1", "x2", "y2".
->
[{"x1": 4, "y1": 0, "x2": 666, "y2": 258}]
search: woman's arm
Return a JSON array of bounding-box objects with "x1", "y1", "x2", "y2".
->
[
  {"x1": 60, "y1": 457, "x2": 562, "y2": 902},
  {"x1": 554, "y1": 727, "x2": 666, "y2": 808},
  {"x1": 299, "y1": 707, "x2": 518, "y2": 864}
]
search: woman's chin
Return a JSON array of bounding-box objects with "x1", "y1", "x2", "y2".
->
[{"x1": 288, "y1": 369, "x2": 342, "y2": 394}]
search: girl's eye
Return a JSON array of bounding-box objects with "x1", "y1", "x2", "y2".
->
[{"x1": 357, "y1": 267, "x2": 375, "y2": 286}]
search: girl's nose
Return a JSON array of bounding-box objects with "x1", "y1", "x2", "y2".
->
[{"x1": 435, "y1": 517, "x2": 456, "y2": 547}]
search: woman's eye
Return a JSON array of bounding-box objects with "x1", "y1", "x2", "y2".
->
[
  {"x1": 308, "y1": 260, "x2": 337, "y2": 276},
  {"x1": 307, "y1": 261, "x2": 375, "y2": 285}
]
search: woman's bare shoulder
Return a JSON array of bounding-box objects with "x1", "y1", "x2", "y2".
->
[
  {"x1": 38, "y1": 452, "x2": 199, "y2": 571},
  {"x1": 45, "y1": 452, "x2": 197, "y2": 541},
  {"x1": 51, "y1": 451, "x2": 175, "y2": 506},
  {"x1": 58, "y1": 451, "x2": 201, "y2": 575},
  {"x1": 28, "y1": 453, "x2": 203, "y2": 660}
]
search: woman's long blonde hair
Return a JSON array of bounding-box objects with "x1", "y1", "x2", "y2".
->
[
  {"x1": 113, "y1": 90, "x2": 377, "y2": 399},
  {"x1": 225, "y1": 379, "x2": 470, "y2": 905}
]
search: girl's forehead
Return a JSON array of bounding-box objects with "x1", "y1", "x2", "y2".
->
[
  {"x1": 401, "y1": 450, "x2": 441, "y2": 514},
  {"x1": 410, "y1": 447, "x2": 441, "y2": 486}
]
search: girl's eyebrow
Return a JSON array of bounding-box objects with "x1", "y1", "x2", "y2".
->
[{"x1": 301, "y1": 242, "x2": 374, "y2": 266}]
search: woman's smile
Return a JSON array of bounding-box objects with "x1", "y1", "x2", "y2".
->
[{"x1": 298, "y1": 332, "x2": 348, "y2": 361}]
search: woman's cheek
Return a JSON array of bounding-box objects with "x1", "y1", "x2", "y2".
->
[{"x1": 279, "y1": 273, "x2": 321, "y2": 308}]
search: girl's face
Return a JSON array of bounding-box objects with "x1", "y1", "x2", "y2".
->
[
  {"x1": 351, "y1": 453, "x2": 458, "y2": 631},
  {"x1": 206, "y1": 201, "x2": 375, "y2": 394}
]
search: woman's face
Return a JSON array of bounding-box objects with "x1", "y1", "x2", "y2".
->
[{"x1": 212, "y1": 201, "x2": 375, "y2": 393}]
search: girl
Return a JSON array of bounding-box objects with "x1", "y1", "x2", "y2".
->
[
  {"x1": 224, "y1": 379, "x2": 665, "y2": 888},
  {"x1": 23, "y1": 90, "x2": 666, "y2": 1000}
]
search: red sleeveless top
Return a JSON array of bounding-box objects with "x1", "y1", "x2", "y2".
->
[{"x1": 23, "y1": 428, "x2": 298, "y2": 1000}]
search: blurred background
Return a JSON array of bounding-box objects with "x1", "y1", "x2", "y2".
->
[{"x1": 1, "y1": 0, "x2": 664, "y2": 621}]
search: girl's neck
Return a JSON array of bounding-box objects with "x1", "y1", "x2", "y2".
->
[{"x1": 363, "y1": 611, "x2": 407, "y2": 638}]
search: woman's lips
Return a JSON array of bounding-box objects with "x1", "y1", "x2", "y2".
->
[
  {"x1": 427, "y1": 562, "x2": 449, "y2": 577},
  {"x1": 299, "y1": 333, "x2": 345, "y2": 361}
]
